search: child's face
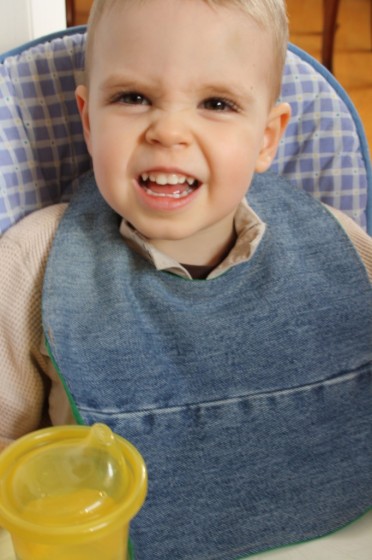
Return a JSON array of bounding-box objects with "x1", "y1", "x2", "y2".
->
[{"x1": 77, "y1": 0, "x2": 289, "y2": 264}]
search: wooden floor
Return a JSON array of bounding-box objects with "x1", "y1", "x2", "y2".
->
[{"x1": 74, "y1": 0, "x2": 372, "y2": 151}]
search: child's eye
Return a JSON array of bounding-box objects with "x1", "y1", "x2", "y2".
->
[
  {"x1": 112, "y1": 92, "x2": 150, "y2": 106},
  {"x1": 200, "y1": 97, "x2": 239, "y2": 112}
]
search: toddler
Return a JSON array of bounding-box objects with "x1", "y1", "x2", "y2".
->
[{"x1": 1, "y1": 1, "x2": 371, "y2": 558}]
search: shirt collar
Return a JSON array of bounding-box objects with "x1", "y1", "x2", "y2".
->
[{"x1": 119, "y1": 199, "x2": 266, "y2": 280}]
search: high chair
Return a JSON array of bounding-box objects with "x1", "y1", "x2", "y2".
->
[
  {"x1": 0, "y1": 27, "x2": 370, "y2": 237},
  {"x1": 0, "y1": 28, "x2": 371, "y2": 560}
]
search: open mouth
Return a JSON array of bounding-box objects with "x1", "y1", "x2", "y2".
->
[{"x1": 138, "y1": 172, "x2": 201, "y2": 199}]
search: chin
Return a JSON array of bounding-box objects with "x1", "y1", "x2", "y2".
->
[{"x1": 135, "y1": 221, "x2": 198, "y2": 243}]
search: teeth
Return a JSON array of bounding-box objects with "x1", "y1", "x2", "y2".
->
[
  {"x1": 143, "y1": 186, "x2": 194, "y2": 198},
  {"x1": 141, "y1": 173, "x2": 196, "y2": 186}
]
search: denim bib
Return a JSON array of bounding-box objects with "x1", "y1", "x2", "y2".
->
[{"x1": 43, "y1": 171, "x2": 372, "y2": 560}]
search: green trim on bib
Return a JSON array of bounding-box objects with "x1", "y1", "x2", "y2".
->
[{"x1": 44, "y1": 335, "x2": 85, "y2": 426}]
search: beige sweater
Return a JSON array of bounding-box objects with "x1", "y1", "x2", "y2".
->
[{"x1": 1, "y1": 202, "x2": 371, "y2": 451}]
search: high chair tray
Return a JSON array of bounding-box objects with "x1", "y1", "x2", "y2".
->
[{"x1": 1, "y1": 510, "x2": 371, "y2": 560}]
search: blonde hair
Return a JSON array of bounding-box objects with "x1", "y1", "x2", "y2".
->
[{"x1": 84, "y1": 0, "x2": 288, "y2": 100}]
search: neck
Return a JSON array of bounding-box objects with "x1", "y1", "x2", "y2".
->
[{"x1": 151, "y1": 221, "x2": 237, "y2": 267}]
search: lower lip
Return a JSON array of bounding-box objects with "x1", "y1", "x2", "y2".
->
[{"x1": 133, "y1": 179, "x2": 201, "y2": 212}]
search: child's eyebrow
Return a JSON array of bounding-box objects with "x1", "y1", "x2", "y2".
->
[
  {"x1": 200, "y1": 83, "x2": 255, "y2": 103},
  {"x1": 99, "y1": 75, "x2": 148, "y2": 92}
]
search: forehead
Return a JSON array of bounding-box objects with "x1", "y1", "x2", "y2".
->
[{"x1": 90, "y1": 0, "x2": 274, "y2": 96}]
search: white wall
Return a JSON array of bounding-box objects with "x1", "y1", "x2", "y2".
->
[{"x1": 0, "y1": 0, "x2": 67, "y2": 53}]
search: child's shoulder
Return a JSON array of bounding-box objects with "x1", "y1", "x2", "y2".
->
[
  {"x1": 1, "y1": 203, "x2": 67, "y2": 248},
  {"x1": 325, "y1": 204, "x2": 372, "y2": 282},
  {"x1": 0, "y1": 203, "x2": 67, "y2": 271}
]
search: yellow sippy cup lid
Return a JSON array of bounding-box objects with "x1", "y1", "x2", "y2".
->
[
  {"x1": 12, "y1": 423, "x2": 130, "y2": 525},
  {"x1": 0, "y1": 424, "x2": 147, "y2": 543}
]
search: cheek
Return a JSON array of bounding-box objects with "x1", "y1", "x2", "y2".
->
[
  {"x1": 91, "y1": 129, "x2": 117, "y2": 162},
  {"x1": 91, "y1": 133, "x2": 130, "y2": 186},
  {"x1": 89, "y1": 141, "x2": 124, "y2": 207},
  {"x1": 90, "y1": 114, "x2": 132, "y2": 162},
  {"x1": 214, "y1": 140, "x2": 257, "y2": 190}
]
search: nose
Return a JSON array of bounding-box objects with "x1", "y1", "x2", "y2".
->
[{"x1": 144, "y1": 110, "x2": 192, "y2": 148}]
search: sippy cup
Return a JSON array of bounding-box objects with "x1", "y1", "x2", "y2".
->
[{"x1": 0, "y1": 423, "x2": 147, "y2": 560}]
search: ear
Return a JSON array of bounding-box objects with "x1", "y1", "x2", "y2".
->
[
  {"x1": 255, "y1": 102, "x2": 291, "y2": 173},
  {"x1": 75, "y1": 84, "x2": 92, "y2": 155}
]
